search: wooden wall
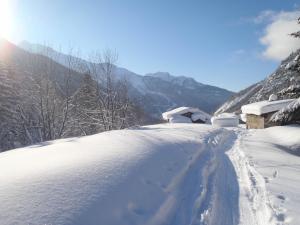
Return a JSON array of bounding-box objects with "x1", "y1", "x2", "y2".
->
[
  {"x1": 246, "y1": 114, "x2": 265, "y2": 129},
  {"x1": 246, "y1": 111, "x2": 278, "y2": 129}
]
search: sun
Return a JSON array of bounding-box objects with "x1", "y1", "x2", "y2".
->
[{"x1": 0, "y1": 0, "x2": 13, "y2": 40}]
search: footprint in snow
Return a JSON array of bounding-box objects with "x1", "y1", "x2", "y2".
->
[
  {"x1": 273, "y1": 170, "x2": 278, "y2": 178},
  {"x1": 264, "y1": 177, "x2": 270, "y2": 183},
  {"x1": 276, "y1": 213, "x2": 286, "y2": 222},
  {"x1": 277, "y1": 194, "x2": 286, "y2": 201}
]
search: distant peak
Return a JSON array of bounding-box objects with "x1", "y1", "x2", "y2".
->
[
  {"x1": 146, "y1": 71, "x2": 202, "y2": 87},
  {"x1": 146, "y1": 72, "x2": 173, "y2": 81},
  {"x1": 19, "y1": 40, "x2": 55, "y2": 54}
]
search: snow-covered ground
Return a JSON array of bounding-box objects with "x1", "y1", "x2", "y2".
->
[
  {"x1": 0, "y1": 124, "x2": 299, "y2": 225},
  {"x1": 234, "y1": 126, "x2": 300, "y2": 225}
]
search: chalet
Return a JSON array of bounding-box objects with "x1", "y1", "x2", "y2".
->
[
  {"x1": 162, "y1": 107, "x2": 211, "y2": 124},
  {"x1": 241, "y1": 96, "x2": 295, "y2": 129}
]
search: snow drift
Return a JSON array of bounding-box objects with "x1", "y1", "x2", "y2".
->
[
  {"x1": 1, "y1": 123, "x2": 299, "y2": 225},
  {"x1": 239, "y1": 125, "x2": 300, "y2": 224},
  {"x1": 0, "y1": 124, "x2": 237, "y2": 225},
  {"x1": 241, "y1": 99, "x2": 294, "y2": 116}
]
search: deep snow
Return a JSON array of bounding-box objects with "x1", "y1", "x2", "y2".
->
[
  {"x1": 0, "y1": 124, "x2": 299, "y2": 225},
  {"x1": 238, "y1": 126, "x2": 300, "y2": 224},
  {"x1": 241, "y1": 99, "x2": 294, "y2": 115}
]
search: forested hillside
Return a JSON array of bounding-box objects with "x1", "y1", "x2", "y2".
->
[{"x1": 0, "y1": 40, "x2": 144, "y2": 151}]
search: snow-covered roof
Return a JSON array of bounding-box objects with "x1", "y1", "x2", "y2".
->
[
  {"x1": 214, "y1": 113, "x2": 239, "y2": 119},
  {"x1": 241, "y1": 99, "x2": 295, "y2": 116},
  {"x1": 162, "y1": 107, "x2": 209, "y2": 120},
  {"x1": 211, "y1": 113, "x2": 239, "y2": 127}
]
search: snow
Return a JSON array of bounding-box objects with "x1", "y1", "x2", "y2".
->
[
  {"x1": 241, "y1": 99, "x2": 294, "y2": 115},
  {"x1": 270, "y1": 97, "x2": 300, "y2": 122},
  {"x1": 169, "y1": 114, "x2": 192, "y2": 123},
  {"x1": 162, "y1": 107, "x2": 211, "y2": 124},
  {"x1": 162, "y1": 106, "x2": 203, "y2": 120},
  {"x1": 268, "y1": 94, "x2": 278, "y2": 101},
  {"x1": 285, "y1": 54, "x2": 299, "y2": 69},
  {"x1": 240, "y1": 113, "x2": 247, "y2": 123},
  {"x1": 211, "y1": 113, "x2": 239, "y2": 127},
  {"x1": 162, "y1": 107, "x2": 211, "y2": 123},
  {"x1": 233, "y1": 125, "x2": 300, "y2": 224},
  {"x1": 191, "y1": 112, "x2": 211, "y2": 123},
  {"x1": 1, "y1": 124, "x2": 300, "y2": 225},
  {"x1": 0, "y1": 124, "x2": 230, "y2": 225},
  {"x1": 285, "y1": 61, "x2": 297, "y2": 69}
]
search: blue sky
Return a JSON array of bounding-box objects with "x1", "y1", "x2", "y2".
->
[{"x1": 8, "y1": 0, "x2": 300, "y2": 91}]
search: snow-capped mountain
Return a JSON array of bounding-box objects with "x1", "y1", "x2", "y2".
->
[
  {"x1": 20, "y1": 41, "x2": 234, "y2": 117},
  {"x1": 216, "y1": 49, "x2": 300, "y2": 114}
]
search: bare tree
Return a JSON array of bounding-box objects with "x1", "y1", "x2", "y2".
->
[
  {"x1": 16, "y1": 46, "x2": 80, "y2": 144},
  {"x1": 73, "y1": 49, "x2": 138, "y2": 133},
  {"x1": 0, "y1": 44, "x2": 144, "y2": 151}
]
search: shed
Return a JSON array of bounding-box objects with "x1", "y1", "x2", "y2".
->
[
  {"x1": 162, "y1": 107, "x2": 211, "y2": 124},
  {"x1": 241, "y1": 98, "x2": 294, "y2": 129}
]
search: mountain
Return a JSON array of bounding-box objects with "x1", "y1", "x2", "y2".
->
[
  {"x1": 0, "y1": 39, "x2": 88, "y2": 150},
  {"x1": 0, "y1": 40, "x2": 146, "y2": 151},
  {"x1": 19, "y1": 41, "x2": 234, "y2": 117},
  {"x1": 215, "y1": 49, "x2": 300, "y2": 114}
]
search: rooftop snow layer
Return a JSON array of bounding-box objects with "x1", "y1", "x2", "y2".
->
[
  {"x1": 211, "y1": 113, "x2": 239, "y2": 127},
  {"x1": 241, "y1": 99, "x2": 294, "y2": 115},
  {"x1": 162, "y1": 107, "x2": 209, "y2": 120}
]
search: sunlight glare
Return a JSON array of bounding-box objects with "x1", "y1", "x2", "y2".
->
[{"x1": 0, "y1": 0, "x2": 13, "y2": 40}]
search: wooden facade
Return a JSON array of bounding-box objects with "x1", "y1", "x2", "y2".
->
[{"x1": 246, "y1": 111, "x2": 277, "y2": 129}]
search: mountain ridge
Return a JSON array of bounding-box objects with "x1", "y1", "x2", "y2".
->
[
  {"x1": 19, "y1": 41, "x2": 234, "y2": 116},
  {"x1": 215, "y1": 49, "x2": 300, "y2": 114}
]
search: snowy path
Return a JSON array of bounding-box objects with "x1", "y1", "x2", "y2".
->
[
  {"x1": 149, "y1": 129, "x2": 240, "y2": 225},
  {"x1": 0, "y1": 124, "x2": 299, "y2": 225}
]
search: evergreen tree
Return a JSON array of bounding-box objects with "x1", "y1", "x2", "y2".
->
[{"x1": 291, "y1": 17, "x2": 300, "y2": 38}]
